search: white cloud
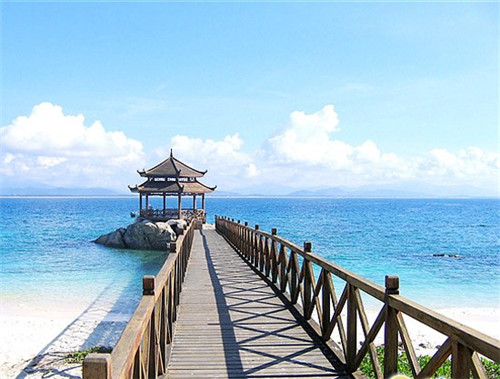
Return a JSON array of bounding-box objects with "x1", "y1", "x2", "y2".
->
[
  {"x1": 420, "y1": 147, "x2": 500, "y2": 184},
  {"x1": 0, "y1": 102, "x2": 145, "y2": 189},
  {"x1": 36, "y1": 156, "x2": 68, "y2": 168},
  {"x1": 262, "y1": 106, "x2": 403, "y2": 178},
  {"x1": 266, "y1": 105, "x2": 343, "y2": 165},
  {"x1": 145, "y1": 105, "x2": 499, "y2": 195},
  {"x1": 172, "y1": 105, "x2": 498, "y2": 194},
  {"x1": 153, "y1": 133, "x2": 257, "y2": 189},
  {"x1": 2, "y1": 102, "x2": 498, "y2": 195}
]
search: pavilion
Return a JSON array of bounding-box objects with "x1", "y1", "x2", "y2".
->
[{"x1": 129, "y1": 150, "x2": 216, "y2": 223}]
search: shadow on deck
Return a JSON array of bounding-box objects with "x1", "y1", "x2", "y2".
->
[{"x1": 165, "y1": 229, "x2": 349, "y2": 378}]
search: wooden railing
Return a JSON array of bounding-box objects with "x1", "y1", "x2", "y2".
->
[
  {"x1": 83, "y1": 220, "x2": 195, "y2": 379},
  {"x1": 140, "y1": 208, "x2": 205, "y2": 221},
  {"x1": 215, "y1": 216, "x2": 500, "y2": 379}
]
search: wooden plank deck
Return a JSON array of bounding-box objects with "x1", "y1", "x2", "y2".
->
[{"x1": 165, "y1": 228, "x2": 349, "y2": 379}]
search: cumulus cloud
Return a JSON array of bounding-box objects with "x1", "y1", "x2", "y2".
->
[
  {"x1": 145, "y1": 105, "x2": 498, "y2": 195},
  {"x1": 256, "y1": 105, "x2": 498, "y2": 192},
  {"x1": 417, "y1": 147, "x2": 500, "y2": 185},
  {"x1": 157, "y1": 133, "x2": 257, "y2": 189},
  {"x1": 0, "y1": 102, "x2": 145, "y2": 188},
  {"x1": 262, "y1": 105, "x2": 403, "y2": 179},
  {"x1": 266, "y1": 105, "x2": 342, "y2": 165},
  {"x1": 2, "y1": 102, "x2": 497, "y2": 195}
]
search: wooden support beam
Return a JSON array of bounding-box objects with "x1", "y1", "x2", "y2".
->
[
  {"x1": 346, "y1": 283, "x2": 357, "y2": 373},
  {"x1": 177, "y1": 194, "x2": 182, "y2": 219},
  {"x1": 452, "y1": 341, "x2": 472, "y2": 378},
  {"x1": 384, "y1": 275, "x2": 400, "y2": 378}
]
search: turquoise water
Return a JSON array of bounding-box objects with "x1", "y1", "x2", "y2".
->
[{"x1": 1, "y1": 197, "x2": 499, "y2": 316}]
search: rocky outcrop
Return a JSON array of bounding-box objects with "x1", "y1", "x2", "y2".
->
[
  {"x1": 95, "y1": 218, "x2": 183, "y2": 251},
  {"x1": 94, "y1": 227, "x2": 128, "y2": 249},
  {"x1": 167, "y1": 219, "x2": 188, "y2": 235}
]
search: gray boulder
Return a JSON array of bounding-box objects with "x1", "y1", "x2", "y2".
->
[
  {"x1": 167, "y1": 219, "x2": 188, "y2": 235},
  {"x1": 94, "y1": 228, "x2": 127, "y2": 249},
  {"x1": 123, "y1": 220, "x2": 176, "y2": 250},
  {"x1": 95, "y1": 220, "x2": 177, "y2": 251}
]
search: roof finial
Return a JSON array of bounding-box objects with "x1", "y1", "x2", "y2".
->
[{"x1": 170, "y1": 148, "x2": 173, "y2": 158}]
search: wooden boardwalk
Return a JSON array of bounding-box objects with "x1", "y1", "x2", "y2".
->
[
  {"x1": 84, "y1": 219, "x2": 500, "y2": 379},
  {"x1": 165, "y1": 229, "x2": 348, "y2": 378}
]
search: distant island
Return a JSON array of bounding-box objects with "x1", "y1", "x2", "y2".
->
[
  {"x1": 1, "y1": 183, "x2": 497, "y2": 198},
  {"x1": 0, "y1": 185, "x2": 128, "y2": 197}
]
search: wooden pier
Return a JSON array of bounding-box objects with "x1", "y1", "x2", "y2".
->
[
  {"x1": 166, "y1": 228, "x2": 346, "y2": 378},
  {"x1": 84, "y1": 217, "x2": 500, "y2": 379}
]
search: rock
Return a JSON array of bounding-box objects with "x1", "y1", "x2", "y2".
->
[
  {"x1": 94, "y1": 220, "x2": 177, "y2": 251},
  {"x1": 432, "y1": 253, "x2": 459, "y2": 258},
  {"x1": 167, "y1": 219, "x2": 188, "y2": 235},
  {"x1": 94, "y1": 228, "x2": 127, "y2": 249},
  {"x1": 123, "y1": 220, "x2": 176, "y2": 250}
]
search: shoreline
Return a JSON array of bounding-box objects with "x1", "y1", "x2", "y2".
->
[
  {"x1": 0, "y1": 295, "x2": 129, "y2": 378},
  {"x1": 1, "y1": 303, "x2": 498, "y2": 378}
]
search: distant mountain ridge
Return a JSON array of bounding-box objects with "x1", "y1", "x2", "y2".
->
[
  {"x1": 0, "y1": 186, "x2": 127, "y2": 196},
  {"x1": 211, "y1": 184, "x2": 498, "y2": 198},
  {"x1": 1, "y1": 183, "x2": 497, "y2": 198},
  {"x1": 286, "y1": 187, "x2": 431, "y2": 198}
]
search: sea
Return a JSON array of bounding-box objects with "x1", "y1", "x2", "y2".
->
[{"x1": 1, "y1": 197, "x2": 499, "y2": 322}]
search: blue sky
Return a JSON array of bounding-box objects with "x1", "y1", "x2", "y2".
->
[{"x1": 1, "y1": 2, "x2": 498, "y2": 195}]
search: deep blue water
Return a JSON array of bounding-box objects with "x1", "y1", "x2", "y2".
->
[{"x1": 0, "y1": 197, "x2": 499, "y2": 314}]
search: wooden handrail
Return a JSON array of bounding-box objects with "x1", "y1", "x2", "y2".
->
[
  {"x1": 140, "y1": 208, "x2": 205, "y2": 221},
  {"x1": 215, "y1": 216, "x2": 500, "y2": 379},
  {"x1": 83, "y1": 221, "x2": 195, "y2": 379}
]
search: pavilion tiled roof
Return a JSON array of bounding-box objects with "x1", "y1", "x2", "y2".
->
[
  {"x1": 139, "y1": 150, "x2": 206, "y2": 178},
  {"x1": 129, "y1": 179, "x2": 216, "y2": 195}
]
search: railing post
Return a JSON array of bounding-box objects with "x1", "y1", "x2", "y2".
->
[
  {"x1": 143, "y1": 275, "x2": 156, "y2": 296},
  {"x1": 83, "y1": 353, "x2": 111, "y2": 379},
  {"x1": 346, "y1": 283, "x2": 357, "y2": 372},
  {"x1": 271, "y1": 228, "x2": 278, "y2": 283},
  {"x1": 279, "y1": 244, "x2": 287, "y2": 293},
  {"x1": 259, "y1": 234, "x2": 265, "y2": 271},
  {"x1": 384, "y1": 275, "x2": 400, "y2": 378},
  {"x1": 304, "y1": 241, "x2": 312, "y2": 253},
  {"x1": 254, "y1": 224, "x2": 259, "y2": 265},
  {"x1": 244, "y1": 222, "x2": 249, "y2": 258},
  {"x1": 303, "y1": 242, "x2": 312, "y2": 319},
  {"x1": 321, "y1": 271, "x2": 331, "y2": 340},
  {"x1": 170, "y1": 242, "x2": 177, "y2": 254},
  {"x1": 451, "y1": 340, "x2": 472, "y2": 378},
  {"x1": 264, "y1": 236, "x2": 271, "y2": 276}
]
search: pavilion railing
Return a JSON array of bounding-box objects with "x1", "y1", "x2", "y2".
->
[
  {"x1": 140, "y1": 208, "x2": 205, "y2": 221},
  {"x1": 83, "y1": 220, "x2": 195, "y2": 379},
  {"x1": 215, "y1": 216, "x2": 500, "y2": 379}
]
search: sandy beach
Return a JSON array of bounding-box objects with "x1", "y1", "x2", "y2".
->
[
  {"x1": 1, "y1": 303, "x2": 498, "y2": 379},
  {"x1": 0, "y1": 295, "x2": 128, "y2": 379}
]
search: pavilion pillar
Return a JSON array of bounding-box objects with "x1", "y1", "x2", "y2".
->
[
  {"x1": 177, "y1": 194, "x2": 182, "y2": 219},
  {"x1": 193, "y1": 195, "x2": 197, "y2": 211},
  {"x1": 202, "y1": 194, "x2": 206, "y2": 223},
  {"x1": 163, "y1": 194, "x2": 166, "y2": 214},
  {"x1": 139, "y1": 194, "x2": 143, "y2": 212},
  {"x1": 145, "y1": 195, "x2": 149, "y2": 210}
]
